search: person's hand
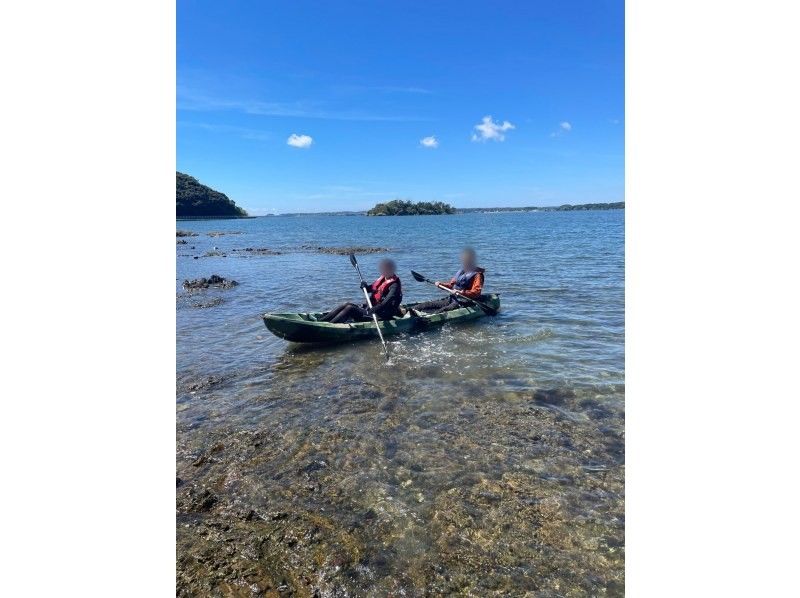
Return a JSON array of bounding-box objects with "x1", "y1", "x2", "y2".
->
[
  {"x1": 435, "y1": 281, "x2": 444, "y2": 287},
  {"x1": 360, "y1": 281, "x2": 370, "y2": 290},
  {"x1": 365, "y1": 306, "x2": 375, "y2": 316}
]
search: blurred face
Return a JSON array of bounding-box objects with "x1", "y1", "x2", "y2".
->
[
  {"x1": 379, "y1": 260, "x2": 395, "y2": 277},
  {"x1": 461, "y1": 250, "x2": 476, "y2": 269}
]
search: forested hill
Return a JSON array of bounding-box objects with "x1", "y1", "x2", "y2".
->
[
  {"x1": 176, "y1": 172, "x2": 248, "y2": 219},
  {"x1": 367, "y1": 199, "x2": 456, "y2": 216}
]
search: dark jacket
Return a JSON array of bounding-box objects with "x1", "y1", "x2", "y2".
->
[{"x1": 367, "y1": 278, "x2": 402, "y2": 319}]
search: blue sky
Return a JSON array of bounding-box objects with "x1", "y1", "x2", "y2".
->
[{"x1": 178, "y1": 1, "x2": 623, "y2": 214}]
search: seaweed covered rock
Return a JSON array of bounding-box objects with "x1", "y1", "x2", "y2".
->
[
  {"x1": 207, "y1": 231, "x2": 244, "y2": 237},
  {"x1": 232, "y1": 247, "x2": 283, "y2": 256},
  {"x1": 302, "y1": 245, "x2": 390, "y2": 255},
  {"x1": 182, "y1": 275, "x2": 238, "y2": 290}
]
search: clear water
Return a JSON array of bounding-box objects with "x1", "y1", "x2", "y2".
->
[{"x1": 176, "y1": 211, "x2": 624, "y2": 595}]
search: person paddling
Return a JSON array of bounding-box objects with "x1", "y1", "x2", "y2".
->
[
  {"x1": 414, "y1": 247, "x2": 485, "y2": 313},
  {"x1": 321, "y1": 258, "x2": 403, "y2": 323}
]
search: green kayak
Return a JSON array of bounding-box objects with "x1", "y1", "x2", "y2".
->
[{"x1": 263, "y1": 294, "x2": 500, "y2": 344}]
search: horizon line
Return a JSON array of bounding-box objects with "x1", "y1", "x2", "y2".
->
[{"x1": 249, "y1": 200, "x2": 625, "y2": 216}]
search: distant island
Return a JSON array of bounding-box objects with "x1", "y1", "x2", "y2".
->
[
  {"x1": 177, "y1": 172, "x2": 249, "y2": 219},
  {"x1": 367, "y1": 199, "x2": 457, "y2": 216},
  {"x1": 457, "y1": 201, "x2": 625, "y2": 213}
]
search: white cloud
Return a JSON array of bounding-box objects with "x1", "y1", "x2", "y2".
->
[
  {"x1": 550, "y1": 121, "x2": 573, "y2": 138},
  {"x1": 287, "y1": 133, "x2": 313, "y2": 148},
  {"x1": 471, "y1": 115, "x2": 515, "y2": 142},
  {"x1": 420, "y1": 135, "x2": 439, "y2": 148}
]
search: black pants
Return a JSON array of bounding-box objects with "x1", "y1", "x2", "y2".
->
[
  {"x1": 321, "y1": 302, "x2": 370, "y2": 323},
  {"x1": 413, "y1": 297, "x2": 462, "y2": 314}
]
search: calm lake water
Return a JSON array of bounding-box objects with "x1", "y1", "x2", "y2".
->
[{"x1": 176, "y1": 211, "x2": 624, "y2": 596}]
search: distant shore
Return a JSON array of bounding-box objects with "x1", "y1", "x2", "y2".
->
[
  {"x1": 177, "y1": 215, "x2": 256, "y2": 221},
  {"x1": 262, "y1": 201, "x2": 624, "y2": 217}
]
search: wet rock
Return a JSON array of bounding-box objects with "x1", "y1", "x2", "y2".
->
[
  {"x1": 175, "y1": 380, "x2": 624, "y2": 596},
  {"x1": 300, "y1": 460, "x2": 328, "y2": 474},
  {"x1": 176, "y1": 513, "x2": 363, "y2": 597},
  {"x1": 192, "y1": 442, "x2": 225, "y2": 467},
  {"x1": 532, "y1": 387, "x2": 576, "y2": 406},
  {"x1": 579, "y1": 398, "x2": 616, "y2": 420},
  {"x1": 176, "y1": 230, "x2": 198, "y2": 237},
  {"x1": 207, "y1": 231, "x2": 243, "y2": 237},
  {"x1": 231, "y1": 247, "x2": 283, "y2": 256},
  {"x1": 183, "y1": 375, "x2": 224, "y2": 393},
  {"x1": 177, "y1": 239, "x2": 188, "y2": 245},
  {"x1": 190, "y1": 297, "x2": 224, "y2": 309},
  {"x1": 301, "y1": 245, "x2": 390, "y2": 255},
  {"x1": 177, "y1": 486, "x2": 218, "y2": 513},
  {"x1": 182, "y1": 275, "x2": 238, "y2": 290},
  {"x1": 203, "y1": 250, "x2": 227, "y2": 258}
]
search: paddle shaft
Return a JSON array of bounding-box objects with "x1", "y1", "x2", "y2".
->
[
  {"x1": 413, "y1": 271, "x2": 497, "y2": 314},
  {"x1": 351, "y1": 257, "x2": 390, "y2": 358}
]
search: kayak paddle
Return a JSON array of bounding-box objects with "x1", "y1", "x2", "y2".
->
[
  {"x1": 349, "y1": 253, "x2": 390, "y2": 359},
  {"x1": 410, "y1": 270, "x2": 498, "y2": 315}
]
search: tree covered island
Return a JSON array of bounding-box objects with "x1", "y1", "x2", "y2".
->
[
  {"x1": 367, "y1": 199, "x2": 456, "y2": 216},
  {"x1": 177, "y1": 172, "x2": 249, "y2": 219}
]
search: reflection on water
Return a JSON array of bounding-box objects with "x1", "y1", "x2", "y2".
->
[{"x1": 176, "y1": 211, "x2": 624, "y2": 595}]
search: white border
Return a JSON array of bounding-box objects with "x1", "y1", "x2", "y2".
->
[
  {"x1": 2, "y1": 0, "x2": 799, "y2": 594},
  {"x1": 627, "y1": 0, "x2": 800, "y2": 594},
  {"x1": 2, "y1": 0, "x2": 175, "y2": 594}
]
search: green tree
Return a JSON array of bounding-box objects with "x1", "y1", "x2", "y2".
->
[
  {"x1": 176, "y1": 172, "x2": 248, "y2": 218},
  {"x1": 367, "y1": 199, "x2": 456, "y2": 216}
]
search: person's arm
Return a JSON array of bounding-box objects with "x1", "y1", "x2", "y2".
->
[
  {"x1": 436, "y1": 277, "x2": 456, "y2": 289},
  {"x1": 360, "y1": 281, "x2": 375, "y2": 303},
  {"x1": 460, "y1": 273, "x2": 484, "y2": 299}
]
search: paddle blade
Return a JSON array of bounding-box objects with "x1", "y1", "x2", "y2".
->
[
  {"x1": 349, "y1": 253, "x2": 358, "y2": 268},
  {"x1": 411, "y1": 270, "x2": 427, "y2": 283}
]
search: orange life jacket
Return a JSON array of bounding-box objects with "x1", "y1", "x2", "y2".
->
[{"x1": 371, "y1": 275, "x2": 400, "y2": 302}]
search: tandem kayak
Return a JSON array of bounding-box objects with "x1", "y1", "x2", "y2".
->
[{"x1": 262, "y1": 294, "x2": 500, "y2": 344}]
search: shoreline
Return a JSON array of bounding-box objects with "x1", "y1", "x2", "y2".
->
[{"x1": 177, "y1": 215, "x2": 257, "y2": 221}]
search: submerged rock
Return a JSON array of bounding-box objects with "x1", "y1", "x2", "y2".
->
[
  {"x1": 176, "y1": 230, "x2": 199, "y2": 237},
  {"x1": 207, "y1": 231, "x2": 244, "y2": 237},
  {"x1": 190, "y1": 297, "x2": 224, "y2": 309},
  {"x1": 177, "y1": 485, "x2": 218, "y2": 513},
  {"x1": 231, "y1": 247, "x2": 283, "y2": 256},
  {"x1": 182, "y1": 275, "x2": 238, "y2": 290},
  {"x1": 301, "y1": 245, "x2": 390, "y2": 255},
  {"x1": 532, "y1": 388, "x2": 576, "y2": 406},
  {"x1": 175, "y1": 374, "x2": 624, "y2": 596},
  {"x1": 182, "y1": 375, "x2": 225, "y2": 393}
]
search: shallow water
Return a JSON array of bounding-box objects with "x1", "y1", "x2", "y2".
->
[{"x1": 176, "y1": 211, "x2": 624, "y2": 596}]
